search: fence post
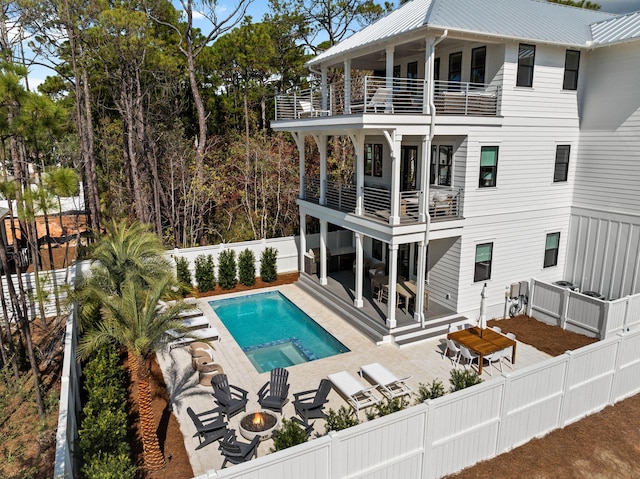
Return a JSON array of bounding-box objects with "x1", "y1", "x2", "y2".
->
[
  {"x1": 560, "y1": 288, "x2": 570, "y2": 329},
  {"x1": 527, "y1": 277, "x2": 536, "y2": 317}
]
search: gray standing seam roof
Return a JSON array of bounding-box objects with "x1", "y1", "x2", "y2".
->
[
  {"x1": 308, "y1": 0, "x2": 619, "y2": 67},
  {"x1": 591, "y1": 11, "x2": 640, "y2": 45}
]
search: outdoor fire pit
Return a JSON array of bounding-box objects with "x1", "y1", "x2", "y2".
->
[{"x1": 238, "y1": 410, "x2": 279, "y2": 442}]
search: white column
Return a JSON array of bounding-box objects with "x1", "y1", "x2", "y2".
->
[
  {"x1": 299, "y1": 210, "x2": 307, "y2": 273},
  {"x1": 321, "y1": 66, "x2": 328, "y2": 111},
  {"x1": 349, "y1": 132, "x2": 365, "y2": 215},
  {"x1": 319, "y1": 220, "x2": 328, "y2": 286},
  {"x1": 415, "y1": 238, "x2": 428, "y2": 325},
  {"x1": 314, "y1": 135, "x2": 328, "y2": 205},
  {"x1": 419, "y1": 135, "x2": 429, "y2": 222},
  {"x1": 354, "y1": 232, "x2": 364, "y2": 308},
  {"x1": 389, "y1": 133, "x2": 402, "y2": 225},
  {"x1": 344, "y1": 59, "x2": 352, "y2": 113},
  {"x1": 386, "y1": 243, "x2": 399, "y2": 328},
  {"x1": 385, "y1": 46, "x2": 394, "y2": 89}
]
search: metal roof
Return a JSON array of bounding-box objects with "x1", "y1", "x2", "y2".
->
[
  {"x1": 591, "y1": 11, "x2": 640, "y2": 45},
  {"x1": 309, "y1": 0, "x2": 618, "y2": 67}
]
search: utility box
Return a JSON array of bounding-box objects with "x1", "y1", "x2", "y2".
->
[
  {"x1": 510, "y1": 282, "x2": 520, "y2": 298},
  {"x1": 519, "y1": 280, "x2": 529, "y2": 297}
]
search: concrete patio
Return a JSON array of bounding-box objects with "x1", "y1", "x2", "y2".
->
[{"x1": 156, "y1": 283, "x2": 552, "y2": 476}]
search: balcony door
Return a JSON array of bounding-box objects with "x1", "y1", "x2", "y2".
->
[{"x1": 401, "y1": 146, "x2": 417, "y2": 191}]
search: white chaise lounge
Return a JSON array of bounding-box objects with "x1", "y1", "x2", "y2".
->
[
  {"x1": 359, "y1": 362, "x2": 413, "y2": 400},
  {"x1": 167, "y1": 327, "x2": 220, "y2": 350},
  {"x1": 328, "y1": 371, "x2": 381, "y2": 417}
]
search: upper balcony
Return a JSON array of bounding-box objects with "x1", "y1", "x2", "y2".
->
[{"x1": 274, "y1": 76, "x2": 501, "y2": 121}]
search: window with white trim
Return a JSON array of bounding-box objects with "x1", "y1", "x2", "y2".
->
[
  {"x1": 474, "y1": 243, "x2": 493, "y2": 282},
  {"x1": 544, "y1": 232, "x2": 560, "y2": 268},
  {"x1": 554, "y1": 145, "x2": 570, "y2": 182}
]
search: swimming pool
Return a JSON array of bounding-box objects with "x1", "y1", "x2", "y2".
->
[{"x1": 209, "y1": 291, "x2": 349, "y2": 373}]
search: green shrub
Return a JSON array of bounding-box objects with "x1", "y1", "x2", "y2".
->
[
  {"x1": 194, "y1": 254, "x2": 216, "y2": 292},
  {"x1": 414, "y1": 379, "x2": 446, "y2": 404},
  {"x1": 238, "y1": 249, "x2": 256, "y2": 286},
  {"x1": 79, "y1": 409, "x2": 129, "y2": 458},
  {"x1": 175, "y1": 256, "x2": 192, "y2": 296},
  {"x1": 81, "y1": 452, "x2": 137, "y2": 479},
  {"x1": 218, "y1": 249, "x2": 238, "y2": 289},
  {"x1": 260, "y1": 247, "x2": 278, "y2": 283},
  {"x1": 366, "y1": 397, "x2": 408, "y2": 420},
  {"x1": 449, "y1": 368, "x2": 483, "y2": 392},
  {"x1": 270, "y1": 417, "x2": 309, "y2": 452},
  {"x1": 325, "y1": 406, "x2": 359, "y2": 433}
]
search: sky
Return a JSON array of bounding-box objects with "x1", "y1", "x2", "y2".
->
[{"x1": 22, "y1": 0, "x2": 640, "y2": 90}]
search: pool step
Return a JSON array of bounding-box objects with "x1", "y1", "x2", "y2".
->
[{"x1": 296, "y1": 275, "x2": 388, "y2": 343}]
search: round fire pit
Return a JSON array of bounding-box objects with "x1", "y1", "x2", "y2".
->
[{"x1": 238, "y1": 410, "x2": 279, "y2": 442}]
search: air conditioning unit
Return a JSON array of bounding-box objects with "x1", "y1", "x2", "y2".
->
[
  {"x1": 553, "y1": 280, "x2": 579, "y2": 292},
  {"x1": 581, "y1": 290, "x2": 605, "y2": 300}
]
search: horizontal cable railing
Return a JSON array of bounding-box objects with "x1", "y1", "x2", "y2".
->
[
  {"x1": 363, "y1": 186, "x2": 391, "y2": 216},
  {"x1": 428, "y1": 187, "x2": 463, "y2": 220},
  {"x1": 434, "y1": 81, "x2": 500, "y2": 116},
  {"x1": 349, "y1": 76, "x2": 428, "y2": 114},
  {"x1": 275, "y1": 88, "x2": 330, "y2": 120},
  {"x1": 303, "y1": 176, "x2": 321, "y2": 203},
  {"x1": 326, "y1": 180, "x2": 356, "y2": 213},
  {"x1": 400, "y1": 191, "x2": 421, "y2": 221}
]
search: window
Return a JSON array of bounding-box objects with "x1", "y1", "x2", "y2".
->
[
  {"x1": 434, "y1": 58, "x2": 440, "y2": 81},
  {"x1": 430, "y1": 145, "x2": 453, "y2": 186},
  {"x1": 471, "y1": 46, "x2": 486, "y2": 84},
  {"x1": 372, "y1": 239, "x2": 383, "y2": 261},
  {"x1": 474, "y1": 243, "x2": 493, "y2": 282},
  {"x1": 563, "y1": 50, "x2": 580, "y2": 90},
  {"x1": 407, "y1": 61, "x2": 418, "y2": 79},
  {"x1": 544, "y1": 232, "x2": 560, "y2": 268},
  {"x1": 448, "y1": 52, "x2": 462, "y2": 83},
  {"x1": 479, "y1": 146, "x2": 498, "y2": 188},
  {"x1": 554, "y1": 145, "x2": 570, "y2": 182},
  {"x1": 365, "y1": 143, "x2": 383, "y2": 177},
  {"x1": 393, "y1": 65, "x2": 401, "y2": 78},
  {"x1": 516, "y1": 44, "x2": 535, "y2": 87}
]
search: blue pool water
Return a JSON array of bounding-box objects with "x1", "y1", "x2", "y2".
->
[{"x1": 209, "y1": 291, "x2": 349, "y2": 373}]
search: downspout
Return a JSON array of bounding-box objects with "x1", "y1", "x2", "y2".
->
[{"x1": 420, "y1": 29, "x2": 448, "y2": 328}]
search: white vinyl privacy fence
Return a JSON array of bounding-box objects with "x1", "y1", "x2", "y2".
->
[
  {"x1": 529, "y1": 278, "x2": 640, "y2": 339},
  {"x1": 193, "y1": 329, "x2": 640, "y2": 479}
]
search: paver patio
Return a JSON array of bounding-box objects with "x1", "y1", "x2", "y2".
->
[{"x1": 156, "y1": 284, "x2": 552, "y2": 475}]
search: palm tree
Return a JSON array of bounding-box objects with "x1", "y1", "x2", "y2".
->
[
  {"x1": 78, "y1": 275, "x2": 194, "y2": 471},
  {"x1": 75, "y1": 219, "x2": 194, "y2": 471}
]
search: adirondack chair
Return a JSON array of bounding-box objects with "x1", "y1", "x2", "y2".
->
[
  {"x1": 292, "y1": 378, "x2": 332, "y2": 423},
  {"x1": 219, "y1": 429, "x2": 260, "y2": 468},
  {"x1": 257, "y1": 367, "x2": 290, "y2": 412},
  {"x1": 186, "y1": 406, "x2": 227, "y2": 450},
  {"x1": 211, "y1": 374, "x2": 249, "y2": 419}
]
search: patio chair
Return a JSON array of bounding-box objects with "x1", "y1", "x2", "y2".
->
[
  {"x1": 211, "y1": 374, "x2": 249, "y2": 419},
  {"x1": 503, "y1": 332, "x2": 516, "y2": 368},
  {"x1": 297, "y1": 100, "x2": 329, "y2": 118},
  {"x1": 219, "y1": 429, "x2": 260, "y2": 468},
  {"x1": 491, "y1": 326, "x2": 502, "y2": 333},
  {"x1": 359, "y1": 362, "x2": 412, "y2": 400},
  {"x1": 457, "y1": 345, "x2": 480, "y2": 371},
  {"x1": 291, "y1": 416, "x2": 315, "y2": 439},
  {"x1": 257, "y1": 367, "x2": 290, "y2": 413},
  {"x1": 186, "y1": 406, "x2": 227, "y2": 450},
  {"x1": 443, "y1": 338, "x2": 461, "y2": 364},
  {"x1": 483, "y1": 350, "x2": 504, "y2": 377},
  {"x1": 328, "y1": 371, "x2": 381, "y2": 418},
  {"x1": 351, "y1": 87, "x2": 394, "y2": 113},
  {"x1": 292, "y1": 379, "x2": 332, "y2": 423},
  {"x1": 180, "y1": 315, "x2": 210, "y2": 330}
]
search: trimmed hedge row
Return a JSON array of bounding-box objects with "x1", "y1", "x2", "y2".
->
[
  {"x1": 78, "y1": 344, "x2": 136, "y2": 479},
  {"x1": 178, "y1": 247, "x2": 278, "y2": 293}
]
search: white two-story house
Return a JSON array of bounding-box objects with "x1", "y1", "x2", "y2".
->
[{"x1": 272, "y1": 0, "x2": 640, "y2": 344}]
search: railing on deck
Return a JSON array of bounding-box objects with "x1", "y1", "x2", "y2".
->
[
  {"x1": 434, "y1": 80, "x2": 500, "y2": 116},
  {"x1": 304, "y1": 176, "x2": 321, "y2": 204},
  {"x1": 274, "y1": 76, "x2": 500, "y2": 120},
  {"x1": 363, "y1": 186, "x2": 391, "y2": 218},
  {"x1": 326, "y1": 179, "x2": 357, "y2": 212},
  {"x1": 428, "y1": 188, "x2": 463, "y2": 220}
]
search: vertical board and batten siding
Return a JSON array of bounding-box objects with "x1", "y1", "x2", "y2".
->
[
  {"x1": 499, "y1": 42, "x2": 580, "y2": 119},
  {"x1": 566, "y1": 210, "x2": 640, "y2": 300}
]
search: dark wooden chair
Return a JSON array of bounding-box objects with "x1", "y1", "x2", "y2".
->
[
  {"x1": 257, "y1": 367, "x2": 290, "y2": 413},
  {"x1": 291, "y1": 416, "x2": 315, "y2": 439},
  {"x1": 219, "y1": 429, "x2": 260, "y2": 468},
  {"x1": 292, "y1": 378, "x2": 332, "y2": 423},
  {"x1": 211, "y1": 374, "x2": 249, "y2": 419},
  {"x1": 186, "y1": 406, "x2": 227, "y2": 450}
]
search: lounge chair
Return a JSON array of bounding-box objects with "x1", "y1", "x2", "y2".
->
[
  {"x1": 167, "y1": 326, "x2": 220, "y2": 350},
  {"x1": 291, "y1": 416, "x2": 315, "y2": 439},
  {"x1": 219, "y1": 429, "x2": 260, "y2": 468},
  {"x1": 211, "y1": 374, "x2": 249, "y2": 419},
  {"x1": 292, "y1": 379, "x2": 332, "y2": 423},
  {"x1": 359, "y1": 362, "x2": 412, "y2": 400},
  {"x1": 351, "y1": 87, "x2": 394, "y2": 113},
  {"x1": 180, "y1": 315, "x2": 210, "y2": 330},
  {"x1": 328, "y1": 371, "x2": 381, "y2": 417},
  {"x1": 257, "y1": 367, "x2": 290, "y2": 413},
  {"x1": 186, "y1": 406, "x2": 227, "y2": 450}
]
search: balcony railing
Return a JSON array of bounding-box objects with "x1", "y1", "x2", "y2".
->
[
  {"x1": 301, "y1": 177, "x2": 463, "y2": 224},
  {"x1": 275, "y1": 76, "x2": 500, "y2": 120}
]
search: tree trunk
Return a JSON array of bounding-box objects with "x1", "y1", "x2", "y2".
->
[
  {"x1": 185, "y1": 43, "x2": 206, "y2": 175},
  {"x1": 131, "y1": 351, "x2": 165, "y2": 471}
]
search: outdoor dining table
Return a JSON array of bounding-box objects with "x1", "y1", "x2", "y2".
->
[{"x1": 447, "y1": 326, "x2": 516, "y2": 375}]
